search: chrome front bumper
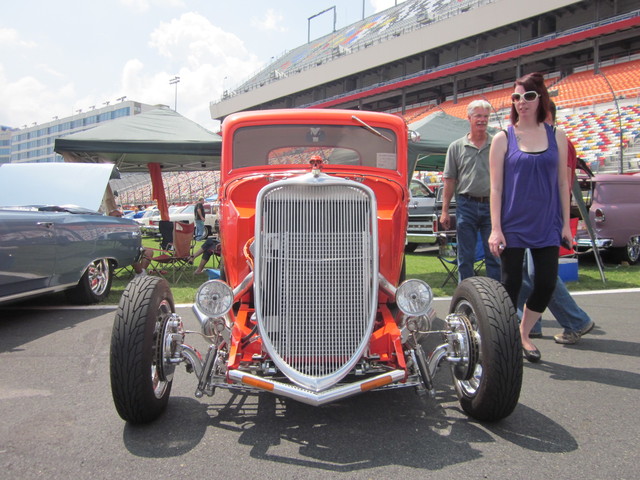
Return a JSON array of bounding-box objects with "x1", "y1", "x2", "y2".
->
[{"x1": 228, "y1": 369, "x2": 406, "y2": 406}]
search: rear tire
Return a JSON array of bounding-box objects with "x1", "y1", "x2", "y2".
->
[
  {"x1": 611, "y1": 237, "x2": 640, "y2": 265},
  {"x1": 449, "y1": 277, "x2": 523, "y2": 421},
  {"x1": 66, "y1": 258, "x2": 112, "y2": 304},
  {"x1": 110, "y1": 276, "x2": 175, "y2": 423}
]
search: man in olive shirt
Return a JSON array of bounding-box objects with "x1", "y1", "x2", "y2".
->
[{"x1": 439, "y1": 100, "x2": 500, "y2": 281}]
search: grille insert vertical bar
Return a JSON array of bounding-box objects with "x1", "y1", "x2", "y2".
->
[{"x1": 255, "y1": 176, "x2": 378, "y2": 391}]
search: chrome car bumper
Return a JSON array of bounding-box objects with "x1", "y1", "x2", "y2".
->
[
  {"x1": 575, "y1": 237, "x2": 612, "y2": 248},
  {"x1": 228, "y1": 369, "x2": 406, "y2": 406}
]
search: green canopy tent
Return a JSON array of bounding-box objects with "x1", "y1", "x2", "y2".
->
[
  {"x1": 54, "y1": 106, "x2": 222, "y2": 220},
  {"x1": 407, "y1": 110, "x2": 499, "y2": 172}
]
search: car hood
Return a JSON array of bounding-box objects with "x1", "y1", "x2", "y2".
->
[{"x1": 0, "y1": 163, "x2": 118, "y2": 211}]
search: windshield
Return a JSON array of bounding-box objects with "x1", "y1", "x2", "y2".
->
[
  {"x1": 232, "y1": 124, "x2": 398, "y2": 170},
  {"x1": 410, "y1": 180, "x2": 434, "y2": 198}
]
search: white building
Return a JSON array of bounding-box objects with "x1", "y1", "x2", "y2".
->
[{"x1": 5, "y1": 100, "x2": 157, "y2": 164}]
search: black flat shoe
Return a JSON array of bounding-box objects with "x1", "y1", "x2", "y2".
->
[{"x1": 523, "y1": 347, "x2": 541, "y2": 363}]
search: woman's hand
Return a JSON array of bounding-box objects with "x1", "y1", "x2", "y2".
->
[
  {"x1": 489, "y1": 231, "x2": 506, "y2": 257},
  {"x1": 561, "y1": 224, "x2": 573, "y2": 250}
]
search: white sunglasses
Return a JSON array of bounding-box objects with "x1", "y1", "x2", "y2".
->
[{"x1": 511, "y1": 91, "x2": 540, "y2": 103}]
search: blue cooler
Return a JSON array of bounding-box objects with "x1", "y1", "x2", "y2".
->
[
  {"x1": 206, "y1": 268, "x2": 221, "y2": 280},
  {"x1": 558, "y1": 258, "x2": 578, "y2": 282}
]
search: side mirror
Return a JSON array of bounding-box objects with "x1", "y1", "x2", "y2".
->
[{"x1": 408, "y1": 130, "x2": 421, "y2": 143}]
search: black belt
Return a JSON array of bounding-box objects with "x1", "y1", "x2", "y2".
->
[{"x1": 459, "y1": 193, "x2": 490, "y2": 203}]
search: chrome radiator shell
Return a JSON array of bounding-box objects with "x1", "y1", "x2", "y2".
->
[{"x1": 253, "y1": 172, "x2": 379, "y2": 392}]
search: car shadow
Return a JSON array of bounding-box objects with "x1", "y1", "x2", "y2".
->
[
  {"x1": 119, "y1": 383, "x2": 577, "y2": 470},
  {"x1": 0, "y1": 299, "x2": 111, "y2": 353},
  {"x1": 121, "y1": 397, "x2": 210, "y2": 457}
]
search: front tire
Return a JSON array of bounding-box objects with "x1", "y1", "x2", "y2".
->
[
  {"x1": 449, "y1": 277, "x2": 523, "y2": 421},
  {"x1": 110, "y1": 276, "x2": 175, "y2": 423}
]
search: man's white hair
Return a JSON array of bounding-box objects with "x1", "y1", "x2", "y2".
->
[{"x1": 467, "y1": 99, "x2": 492, "y2": 116}]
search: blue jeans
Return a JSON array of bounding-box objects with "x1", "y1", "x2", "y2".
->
[
  {"x1": 455, "y1": 195, "x2": 501, "y2": 281},
  {"x1": 517, "y1": 250, "x2": 592, "y2": 334},
  {"x1": 195, "y1": 219, "x2": 206, "y2": 240}
]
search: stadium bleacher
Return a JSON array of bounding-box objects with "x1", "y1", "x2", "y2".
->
[{"x1": 233, "y1": 0, "x2": 483, "y2": 98}]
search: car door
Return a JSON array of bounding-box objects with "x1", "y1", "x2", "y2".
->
[
  {"x1": 408, "y1": 179, "x2": 436, "y2": 218},
  {"x1": 0, "y1": 211, "x2": 57, "y2": 299}
]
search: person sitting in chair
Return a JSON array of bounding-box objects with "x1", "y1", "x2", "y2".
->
[{"x1": 189, "y1": 237, "x2": 220, "y2": 274}]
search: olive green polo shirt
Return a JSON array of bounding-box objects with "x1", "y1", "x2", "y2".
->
[{"x1": 443, "y1": 134, "x2": 492, "y2": 197}]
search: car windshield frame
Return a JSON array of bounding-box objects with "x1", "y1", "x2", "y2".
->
[{"x1": 231, "y1": 124, "x2": 398, "y2": 171}]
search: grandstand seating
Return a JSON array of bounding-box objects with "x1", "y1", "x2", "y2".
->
[
  {"x1": 235, "y1": 0, "x2": 483, "y2": 97},
  {"x1": 398, "y1": 59, "x2": 640, "y2": 173},
  {"x1": 117, "y1": 170, "x2": 220, "y2": 207},
  {"x1": 552, "y1": 59, "x2": 640, "y2": 108},
  {"x1": 560, "y1": 104, "x2": 640, "y2": 170}
]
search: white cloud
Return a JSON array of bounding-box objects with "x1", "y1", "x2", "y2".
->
[
  {"x1": 119, "y1": 12, "x2": 262, "y2": 129},
  {"x1": 0, "y1": 10, "x2": 263, "y2": 130},
  {"x1": 0, "y1": 28, "x2": 37, "y2": 48},
  {"x1": 0, "y1": 64, "x2": 77, "y2": 127},
  {"x1": 119, "y1": 0, "x2": 185, "y2": 13},
  {"x1": 251, "y1": 9, "x2": 287, "y2": 33}
]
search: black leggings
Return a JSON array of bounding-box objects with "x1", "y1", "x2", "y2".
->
[{"x1": 501, "y1": 246, "x2": 559, "y2": 313}]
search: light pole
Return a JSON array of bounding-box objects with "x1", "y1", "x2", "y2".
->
[
  {"x1": 308, "y1": 6, "x2": 336, "y2": 43},
  {"x1": 597, "y1": 68, "x2": 624, "y2": 173},
  {"x1": 169, "y1": 76, "x2": 180, "y2": 111}
]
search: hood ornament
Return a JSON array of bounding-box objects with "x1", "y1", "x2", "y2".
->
[{"x1": 309, "y1": 156, "x2": 323, "y2": 176}]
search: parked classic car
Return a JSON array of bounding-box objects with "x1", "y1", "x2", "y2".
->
[
  {"x1": 110, "y1": 109, "x2": 522, "y2": 424},
  {"x1": 135, "y1": 208, "x2": 160, "y2": 236},
  {"x1": 575, "y1": 173, "x2": 640, "y2": 264},
  {"x1": 0, "y1": 163, "x2": 142, "y2": 305},
  {"x1": 149, "y1": 202, "x2": 219, "y2": 237}
]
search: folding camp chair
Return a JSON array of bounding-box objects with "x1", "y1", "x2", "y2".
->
[
  {"x1": 149, "y1": 221, "x2": 195, "y2": 282},
  {"x1": 438, "y1": 231, "x2": 485, "y2": 287},
  {"x1": 437, "y1": 232, "x2": 459, "y2": 287},
  {"x1": 158, "y1": 220, "x2": 174, "y2": 250}
]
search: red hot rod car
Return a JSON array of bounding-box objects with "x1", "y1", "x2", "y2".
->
[{"x1": 110, "y1": 109, "x2": 522, "y2": 424}]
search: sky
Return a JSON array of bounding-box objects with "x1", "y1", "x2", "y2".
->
[{"x1": 1, "y1": 0, "x2": 407, "y2": 132}]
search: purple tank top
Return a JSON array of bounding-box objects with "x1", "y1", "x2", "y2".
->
[{"x1": 501, "y1": 123, "x2": 562, "y2": 248}]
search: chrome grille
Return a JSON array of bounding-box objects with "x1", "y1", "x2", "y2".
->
[{"x1": 254, "y1": 175, "x2": 378, "y2": 391}]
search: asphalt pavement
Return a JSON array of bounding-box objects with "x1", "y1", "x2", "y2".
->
[{"x1": 0, "y1": 289, "x2": 638, "y2": 479}]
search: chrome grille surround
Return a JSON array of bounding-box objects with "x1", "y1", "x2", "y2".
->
[{"x1": 254, "y1": 172, "x2": 379, "y2": 392}]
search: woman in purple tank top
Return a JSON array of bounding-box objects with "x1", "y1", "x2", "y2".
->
[{"x1": 488, "y1": 72, "x2": 572, "y2": 363}]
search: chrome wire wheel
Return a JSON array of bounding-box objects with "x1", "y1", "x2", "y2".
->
[
  {"x1": 88, "y1": 259, "x2": 110, "y2": 297},
  {"x1": 627, "y1": 237, "x2": 640, "y2": 264},
  {"x1": 451, "y1": 300, "x2": 482, "y2": 396},
  {"x1": 151, "y1": 299, "x2": 173, "y2": 399}
]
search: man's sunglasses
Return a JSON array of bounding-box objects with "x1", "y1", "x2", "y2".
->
[{"x1": 511, "y1": 91, "x2": 540, "y2": 103}]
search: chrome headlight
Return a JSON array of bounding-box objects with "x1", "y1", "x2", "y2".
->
[
  {"x1": 396, "y1": 279, "x2": 433, "y2": 316},
  {"x1": 195, "y1": 280, "x2": 233, "y2": 317}
]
